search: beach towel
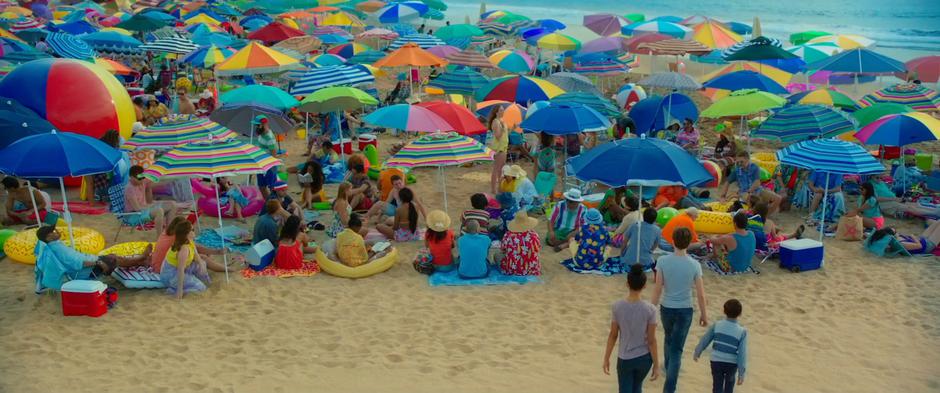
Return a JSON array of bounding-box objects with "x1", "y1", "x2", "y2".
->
[
  {"x1": 51, "y1": 201, "x2": 108, "y2": 215},
  {"x1": 111, "y1": 266, "x2": 165, "y2": 289},
  {"x1": 561, "y1": 257, "x2": 629, "y2": 276},
  {"x1": 691, "y1": 254, "x2": 760, "y2": 276},
  {"x1": 241, "y1": 262, "x2": 320, "y2": 279},
  {"x1": 195, "y1": 229, "x2": 251, "y2": 254},
  {"x1": 428, "y1": 269, "x2": 541, "y2": 286}
]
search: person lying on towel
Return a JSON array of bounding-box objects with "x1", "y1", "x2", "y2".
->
[{"x1": 36, "y1": 225, "x2": 152, "y2": 280}]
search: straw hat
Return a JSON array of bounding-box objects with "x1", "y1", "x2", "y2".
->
[
  {"x1": 563, "y1": 188, "x2": 584, "y2": 202},
  {"x1": 426, "y1": 210, "x2": 451, "y2": 232},
  {"x1": 501, "y1": 164, "x2": 527, "y2": 178},
  {"x1": 507, "y1": 211, "x2": 539, "y2": 232}
]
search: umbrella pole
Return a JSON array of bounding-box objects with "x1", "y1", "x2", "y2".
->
[
  {"x1": 440, "y1": 166, "x2": 448, "y2": 213},
  {"x1": 188, "y1": 180, "x2": 201, "y2": 232},
  {"x1": 819, "y1": 173, "x2": 829, "y2": 242},
  {"x1": 59, "y1": 178, "x2": 75, "y2": 250},
  {"x1": 213, "y1": 180, "x2": 230, "y2": 283},
  {"x1": 25, "y1": 180, "x2": 42, "y2": 227},
  {"x1": 305, "y1": 113, "x2": 309, "y2": 145},
  {"x1": 335, "y1": 111, "x2": 345, "y2": 163},
  {"x1": 636, "y1": 184, "x2": 642, "y2": 265}
]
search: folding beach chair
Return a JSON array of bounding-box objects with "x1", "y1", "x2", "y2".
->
[{"x1": 108, "y1": 183, "x2": 152, "y2": 243}]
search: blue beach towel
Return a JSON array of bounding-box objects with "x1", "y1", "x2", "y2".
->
[{"x1": 428, "y1": 269, "x2": 542, "y2": 286}]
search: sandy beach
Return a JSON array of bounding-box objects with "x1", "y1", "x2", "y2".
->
[{"x1": 1, "y1": 130, "x2": 939, "y2": 393}]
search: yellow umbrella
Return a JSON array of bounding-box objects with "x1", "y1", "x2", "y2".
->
[
  {"x1": 322, "y1": 11, "x2": 365, "y2": 27},
  {"x1": 2, "y1": 6, "x2": 32, "y2": 17},
  {"x1": 278, "y1": 17, "x2": 301, "y2": 30},
  {"x1": 0, "y1": 27, "x2": 24, "y2": 42},
  {"x1": 807, "y1": 34, "x2": 874, "y2": 49},
  {"x1": 361, "y1": 64, "x2": 386, "y2": 77},
  {"x1": 536, "y1": 32, "x2": 581, "y2": 51},
  {"x1": 184, "y1": 13, "x2": 222, "y2": 26},
  {"x1": 692, "y1": 21, "x2": 742, "y2": 49},
  {"x1": 100, "y1": 27, "x2": 134, "y2": 35}
]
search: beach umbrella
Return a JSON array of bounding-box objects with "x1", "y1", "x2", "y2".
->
[
  {"x1": 905, "y1": 56, "x2": 940, "y2": 83},
  {"x1": 210, "y1": 103, "x2": 293, "y2": 135},
  {"x1": 752, "y1": 105, "x2": 855, "y2": 142},
  {"x1": 389, "y1": 33, "x2": 445, "y2": 49},
  {"x1": 273, "y1": 35, "x2": 322, "y2": 55},
  {"x1": 358, "y1": 27, "x2": 399, "y2": 40},
  {"x1": 445, "y1": 48, "x2": 493, "y2": 68},
  {"x1": 291, "y1": 64, "x2": 376, "y2": 95},
  {"x1": 0, "y1": 130, "x2": 120, "y2": 239},
  {"x1": 93, "y1": 58, "x2": 135, "y2": 76},
  {"x1": 579, "y1": 36, "x2": 627, "y2": 54},
  {"x1": 434, "y1": 23, "x2": 483, "y2": 40},
  {"x1": 373, "y1": 42, "x2": 446, "y2": 68},
  {"x1": 701, "y1": 89, "x2": 786, "y2": 118},
  {"x1": 858, "y1": 83, "x2": 940, "y2": 112},
  {"x1": 80, "y1": 31, "x2": 143, "y2": 53},
  {"x1": 545, "y1": 72, "x2": 601, "y2": 95},
  {"x1": 0, "y1": 38, "x2": 48, "y2": 62},
  {"x1": 475, "y1": 75, "x2": 565, "y2": 105},
  {"x1": 691, "y1": 49, "x2": 729, "y2": 65},
  {"x1": 807, "y1": 34, "x2": 873, "y2": 50},
  {"x1": 723, "y1": 36, "x2": 797, "y2": 61},
  {"x1": 222, "y1": 85, "x2": 299, "y2": 111},
  {"x1": 487, "y1": 12, "x2": 531, "y2": 25},
  {"x1": 180, "y1": 44, "x2": 235, "y2": 68},
  {"x1": 785, "y1": 42, "x2": 840, "y2": 64},
  {"x1": 374, "y1": 1, "x2": 428, "y2": 24},
  {"x1": 855, "y1": 112, "x2": 940, "y2": 146},
  {"x1": 144, "y1": 137, "x2": 281, "y2": 280},
  {"x1": 308, "y1": 53, "x2": 348, "y2": 66},
  {"x1": 124, "y1": 118, "x2": 237, "y2": 150},
  {"x1": 297, "y1": 86, "x2": 378, "y2": 113},
  {"x1": 419, "y1": 0, "x2": 447, "y2": 10},
  {"x1": 790, "y1": 30, "x2": 831, "y2": 45},
  {"x1": 726, "y1": 22, "x2": 752, "y2": 36},
  {"x1": 116, "y1": 12, "x2": 169, "y2": 32},
  {"x1": 489, "y1": 49, "x2": 534, "y2": 73},
  {"x1": 327, "y1": 43, "x2": 371, "y2": 58},
  {"x1": 703, "y1": 70, "x2": 788, "y2": 94},
  {"x1": 638, "y1": 72, "x2": 701, "y2": 90},
  {"x1": 346, "y1": 49, "x2": 385, "y2": 64},
  {"x1": 476, "y1": 100, "x2": 526, "y2": 128},
  {"x1": 520, "y1": 102, "x2": 610, "y2": 134},
  {"x1": 426, "y1": 45, "x2": 459, "y2": 59},
  {"x1": 386, "y1": 132, "x2": 493, "y2": 211},
  {"x1": 426, "y1": 67, "x2": 490, "y2": 95},
  {"x1": 623, "y1": 13, "x2": 645, "y2": 23},
  {"x1": 140, "y1": 36, "x2": 198, "y2": 54},
  {"x1": 246, "y1": 21, "x2": 304, "y2": 44},
  {"x1": 623, "y1": 33, "x2": 672, "y2": 54},
  {"x1": 535, "y1": 32, "x2": 580, "y2": 51},
  {"x1": 357, "y1": 1, "x2": 388, "y2": 13},
  {"x1": 552, "y1": 92, "x2": 620, "y2": 117},
  {"x1": 616, "y1": 83, "x2": 647, "y2": 110},
  {"x1": 691, "y1": 21, "x2": 742, "y2": 49},
  {"x1": 42, "y1": 32, "x2": 95, "y2": 61},
  {"x1": 476, "y1": 21, "x2": 512, "y2": 36},
  {"x1": 49, "y1": 20, "x2": 98, "y2": 35},
  {"x1": 637, "y1": 38, "x2": 711, "y2": 56},
  {"x1": 215, "y1": 42, "x2": 301, "y2": 76},
  {"x1": 701, "y1": 62, "x2": 793, "y2": 91},
  {"x1": 852, "y1": 103, "x2": 912, "y2": 127},
  {"x1": 6, "y1": 18, "x2": 43, "y2": 33},
  {"x1": 387, "y1": 23, "x2": 419, "y2": 37},
  {"x1": 321, "y1": 11, "x2": 366, "y2": 27},
  {"x1": 807, "y1": 48, "x2": 905, "y2": 76},
  {"x1": 415, "y1": 101, "x2": 486, "y2": 136},
  {"x1": 629, "y1": 93, "x2": 698, "y2": 134},
  {"x1": 583, "y1": 14, "x2": 629, "y2": 37},
  {"x1": 538, "y1": 19, "x2": 566, "y2": 32},
  {"x1": 787, "y1": 88, "x2": 857, "y2": 111},
  {"x1": 0, "y1": 104, "x2": 54, "y2": 149},
  {"x1": 621, "y1": 20, "x2": 691, "y2": 40},
  {"x1": 776, "y1": 138, "x2": 883, "y2": 240},
  {"x1": 363, "y1": 103, "x2": 454, "y2": 132},
  {"x1": 315, "y1": 33, "x2": 351, "y2": 45}
]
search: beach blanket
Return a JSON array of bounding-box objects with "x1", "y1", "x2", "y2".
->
[
  {"x1": 111, "y1": 266, "x2": 165, "y2": 289},
  {"x1": 196, "y1": 228, "x2": 251, "y2": 254},
  {"x1": 561, "y1": 257, "x2": 629, "y2": 276},
  {"x1": 51, "y1": 201, "x2": 108, "y2": 215},
  {"x1": 241, "y1": 262, "x2": 320, "y2": 279},
  {"x1": 691, "y1": 254, "x2": 760, "y2": 276},
  {"x1": 428, "y1": 269, "x2": 541, "y2": 286}
]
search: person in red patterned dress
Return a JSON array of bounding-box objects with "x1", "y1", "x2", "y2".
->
[{"x1": 499, "y1": 211, "x2": 542, "y2": 276}]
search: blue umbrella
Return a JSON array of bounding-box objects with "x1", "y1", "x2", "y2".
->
[
  {"x1": 13, "y1": 28, "x2": 49, "y2": 44},
  {"x1": 240, "y1": 16, "x2": 271, "y2": 31},
  {"x1": 703, "y1": 70, "x2": 788, "y2": 94},
  {"x1": 539, "y1": 19, "x2": 566, "y2": 31},
  {"x1": 80, "y1": 31, "x2": 143, "y2": 53},
  {"x1": 806, "y1": 48, "x2": 905, "y2": 73},
  {"x1": 776, "y1": 138, "x2": 884, "y2": 239},
  {"x1": 629, "y1": 93, "x2": 698, "y2": 134},
  {"x1": 551, "y1": 92, "x2": 620, "y2": 117},
  {"x1": 291, "y1": 65, "x2": 376, "y2": 96},
  {"x1": 45, "y1": 32, "x2": 96, "y2": 61},
  {"x1": 520, "y1": 102, "x2": 610, "y2": 135},
  {"x1": 376, "y1": 2, "x2": 428, "y2": 24},
  {"x1": 691, "y1": 49, "x2": 729, "y2": 64},
  {"x1": 752, "y1": 104, "x2": 856, "y2": 142},
  {"x1": 427, "y1": 67, "x2": 490, "y2": 95},
  {"x1": 520, "y1": 27, "x2": 547, "y2": 41},
  {"x1": 0, "y1": 38, "x2": 50, "y2": 63},
  {"x1": 727, "y1": 22, "x2": 752, "y2": 35},
  {"x1": 192, "y1": 31, "x2": 241, "y2": 47},
  {"x1": 0, "y1": 109, "x2": 54, "y2": 149},
  {"x1": 756, "y1": 57, "x2": 806, "y2": 74},
  {"x1": 49, "y1": 20, "x2": 97, "y2": 35}
]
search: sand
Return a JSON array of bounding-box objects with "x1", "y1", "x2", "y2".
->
[{"x1": 1, "y1": 124, "x2": 939, "y2": 393}]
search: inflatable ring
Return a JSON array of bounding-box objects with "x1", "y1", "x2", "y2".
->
[
  {"x1": 4, "y1": 226, "x2": 106, "y2": 265},
  {"x1": 315, "y1": 247, "x2": 398, "y2": 278},
  {"x1": 98, "y1": 241, "x2": 153, "y2": 257},
  {"x1": 690, "y1": 210, "x2": 735, "y2": 234},
  {"x1": 752, "y1": 151, "x2": 779, "y2": 175}
]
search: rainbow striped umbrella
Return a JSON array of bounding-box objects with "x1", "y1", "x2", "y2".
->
[
  {"x1": 787, "y1": 88, "x2": 856, "y2": 111},
  {"x1": 691, "y1": 21, "x2": 742, "y2": 49},
  {"x1": 855, "y1": 112, "x2": 940, "y2": 146},
  {"x1": 124, "y1": 118, "x2": 238, "y2": 150},
  {"x1": 858, "y1": 83, "x2": 940, "y2": 112},
  {"x1": 474, "y1": 75, "x2": 565, "y2": 105},
  {"x1": 752, "y1": 105, "x2": 855, "y2": 143},
  {"x1": 180, "y1": 44, "x2": 235, "y2": 68},
  {"x1": 214, "y1": 41, "x2": 301, "y2": 76},
  {"x1": 362, "y1": 104, "x2": 455, "y2": 132},
  {"x1": 535, "y1": 32, "x2": 581, "y2": 51},
  {"x1": 488, "y1": 49, "x2": 534, "y2": 73},
  {"x1": 327, "y1": 42, "x2": 372, "y2": 58},
  {"x1": 143, "y1": 137, "x2": 281, "y2": 180}
]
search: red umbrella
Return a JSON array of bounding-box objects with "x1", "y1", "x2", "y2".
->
[
  {"x1": 905, "y1": 56, "x2": 940, "y2": 83},
  {"x1": 624, "y1": 33, "x2": 672, "y2": 54},
  {"x1": 416, "y1": 101, "x2": 487, "y2": 135},
  {"x1": 246, "y1": 22, "x2": 305, "y2": 45}
]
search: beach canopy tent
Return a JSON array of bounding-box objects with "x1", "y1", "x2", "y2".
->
[{"x1": 629, "y1": 93, "x2": 698, "y2": 135}]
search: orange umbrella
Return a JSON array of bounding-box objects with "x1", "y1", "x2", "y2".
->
[
  {"x1": 95, "y1": 58, "x2": 135, "y2": 76},
  {"x1": 279, "y1": 10, "x2": 316, "y2": 19},
  {"x1": 356, "y1": 0, "x2": 387, "y2": 12},
  {"x1": 477, "y1": 100, "x2": 524, "y2": 129},
  {"x1": 308, "y1": 6, "x2": 339, "y2": 12},
  {"x1": 373, "y1": 43, "x2": 447, "y2": 68}
]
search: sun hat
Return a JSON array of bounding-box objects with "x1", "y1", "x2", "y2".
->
[
  {"x1": 426, "y1": 210, "x2": 451, "y2": 232},
  {"x1": 584, "y1": 208, "x2": 603, "y2": 225},
  {"x1": 272, "y1": 181, "x2": 288, "y2": 191},
  {"x1": 501, "y1": 164, "x2": 527, "y2": 178},
  {"x1": 507, "y1": 210, "x2": 539, "y2": 232},
  {"x1": 563, "y1": 188, "x2": 584, "y2": 202}
]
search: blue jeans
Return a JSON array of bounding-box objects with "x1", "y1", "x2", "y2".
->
[
  {"x1": 617, "y1": 353, "x2": 652, "y2": 393},
  {"x1": 711, "y1": 361, "x2": 737, "y2": 393},
  {"x1": 660, "y1": 307, "x2": 693, "y2": 393}
]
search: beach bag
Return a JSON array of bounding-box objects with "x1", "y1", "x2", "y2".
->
[
  {"x1": 835, "y1": 215, "x2": 863, "y2": 241},
  {"x1": 412, "y1": 248, "x2": 434, "y2": 275}
]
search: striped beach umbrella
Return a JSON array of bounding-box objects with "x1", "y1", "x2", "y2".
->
[
  {"x1": 80, "y1": 31, "x2": 143, "y2": 54},
  {"x1": 389, "y1": 33, "x2": 445, "y2": 49},
  {"x1": 621, "y1": 20, "x2": 691, "y2": 39},
  {"x1": 551, "y1": 92, "x2": 620, "y2": 117},
  {"x1": 291, "y1": 65, "x2": 375, "y2": 95},
  {"x1": 638, "y1": 72, "x2": 701, "y2": 90},
  {"x1": 8, "y1": 18, "x2": 44, "y2": 33},
  {"x1": 475, "y1": 75, "x2": 565, "y2": 105},
  {"x1": 387, "y1": 23, "x2": 418, "y2": 37},
  {"x1": 140, "y1": 36, "x2": 199, "y2": 54},
  {"x1": 637, "y1": 38, "x2": 710, "y2": 56},
  {"x1": 327, "y1": 42, "x2": 372, "y2": 58},
  {"x1": 45, "y1": 32, "x2": 95, "y2": 60},
  {"x1": 363, "y1": 104, "x2": 454, "y2": 132},
  {"x1": 426, "y1": 45, "x2": 459, "y2": 58},
  {"x1": 427, "y1": 67, "x2": 489, "y2": 95},
  {"x1": 786, "y1": 43, "x2": 840, "y2": 64},
  {"x1": 787, "y1": 88, "x2": 856, "y2": 111},
  {"x1": 477, "y1": 21, "x2": 513, "y2": 36},
  {"x1": 445, "y1": 48, "x2": 493, "y2": 68},
  {"x1": 273, "y1": 35, "x2": 322, "y2": 55},
  {"x1": 488, "y1": 49, "x2": 534, "y2": 73},
  {"x1": 143, "y1": 138, "x2": 281, "y2": 180},
  {"x1": 357, "y1": 27, "x2": 398, "y2": 40},
  {"x1": 124, "y1": 118, "x2": 237, "y2": 150},
  {"x1": 752, "y1": 105, "x2": 856, "y2": 142},
  {"x1": 855, "y1": 112, "x2": 940, "y2": 146},
  {"x1": 347, "y1": 49, "x2": 386, "y2": 64},
  {"x1": 691, "y1": 21, "x2": 742, "y2": 49},
  {"x1": 180, "y1": 45, "x2": 235, "y2": 68},
  {"x1": 573, "y1": 54, "x2": 629, "y2": 76},
  {"x1": 215, "y1": 42, "x2": 301, "y2": 76},
  {"x1": 858, "y1": 83, "x2": 940, "y2": 112},
  {"x1": 374, "y1": 1, "x2": 428, "y2": 24}
]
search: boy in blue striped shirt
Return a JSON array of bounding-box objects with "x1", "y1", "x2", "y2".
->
[{"x1": 694, "y1": 299, "x2": 748, "y2": 393}]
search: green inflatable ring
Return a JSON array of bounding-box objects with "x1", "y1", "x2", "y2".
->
[
  {"x1": 312, "y1": 202, "x2": 332, "y2": 210},
  {"x1": 0, "y1": 228, "x2": 16, "y2": 254}
]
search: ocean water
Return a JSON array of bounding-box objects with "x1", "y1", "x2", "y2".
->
[{"x1": 444, "y1": 0, "x2": 940, "y2": 60}]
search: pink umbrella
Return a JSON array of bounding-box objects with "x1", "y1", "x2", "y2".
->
[
  {"x1": 357, "y1": 28, "x2": 398, "y2": 40},
  {"x1": 427, "y1": 45, "x2": 459, "y2": 58},
  {"x1": 362, "y1": 104, "x2": 455, "y2": 132},
  {"x1": 580, "y1": 36, "x2": 626, "y2": 54},
  {"x1": 905, "y1": 55, "x2": 940, "y2": 83},
  {"x1": 583, "y1": 13, "x2": 629, "y2": 36}
]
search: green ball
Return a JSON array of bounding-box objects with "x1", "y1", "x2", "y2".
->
[
  {"x1": 0, "y1": 228, "x2": 15, "y2": 250},
  {"x1": 656, "y1": 207, "x2": 679, "y2": 227},
  {"x1": 277, "y1": 171, "x2": 288, "y2": 182},
  {"x1": 759, "y1": 167, "x2": 771, "y2": 182}
]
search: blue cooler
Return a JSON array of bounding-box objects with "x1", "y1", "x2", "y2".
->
[
  {"x1": 779, "y1": 239, "x2": 824, "y2": 272},
  {"x1": 246, "y1": 239, "x2": 275, "y2": 271}
]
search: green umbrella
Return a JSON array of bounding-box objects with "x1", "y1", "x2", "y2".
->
[
  {"x1": 434, "y1": 24, "x2": 484, "y2": 40},
  {"x1": 701, "y1": 89, "x2": 787, "y2": 118},
  {"x1": 421, "y1": 0, "x2": 448, "y2": 11},
  {"x1": 852, "y1": 103, "x2": 913, "y2": 127},
  {"x1": 495, "y1": 12, "x2": 531, "y2": 24},
  {"x1": 298, "y1": 86, "x2": 378, "y2": 113},
  {"x1": 220, "y1": 85, "x2": 299, "y2": 111},
  {"x1": 789, "y1": 30, "x2": 832, "y2": 45},
  {"x1": 116, "y1": 13, "x2": 170, "y2": 32},
  {"x1": 624, "y1": 13, "x2": 645, "y2": 23}
]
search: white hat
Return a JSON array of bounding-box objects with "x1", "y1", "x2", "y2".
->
[{"x1": 563, "y1": 188, "x2": 584, "y2": 202}]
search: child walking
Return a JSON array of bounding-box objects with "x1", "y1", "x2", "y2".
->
[
  {"x1": 603, "y1": 264, "x2": 660, "y2": 393},
  {"x1": 694, "y1": 299, "x2": 748, "y2": 393}
]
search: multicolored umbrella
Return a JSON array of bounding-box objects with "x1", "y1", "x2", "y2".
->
[
  {"x1": 488, "y1": 49, "x2": 533, "y2": 73},
  {"x1": 637, "y1": 38, "x2": 710, "y2": 56},
  {"x1": 807, "y1": 34, "x2": 873, "y2": 49},
  {"x1": 389, "y1": 33, "x2": 445, "y2": 49},
  {"x1": 445, "y1": 48, "x2": 493, "y2": 68},
  {"x1": 45, "y1": 32, "x2": 95, "y2": 61},
  {"x1": 415, "y1": 101, "x2": 486, "y2": 135},
  {"x1": 427, "y1": 67, "x2": 489, "y2": 95},
  {"x1": 785, "y1": 42, "x2": 840, "y2": 64},
  {"x1": 327, "y1": 42, "x2": 371, "y2": 58},
  {"x1": 787, "y1": 88, "x2": 856, "y2": 111},
  {"x1": 474, "y1": 75, "x2": 565, "y2": 105},
  {"x1": 854, "y1": 112, "x2": 940, "y2": 146},
  {"x1": 373, "y1": 42, "x2": 446, "y2": 68},
  {"x1": 535, "y1": 32, "x2": 580, "y2": 51},
  {"x1": 621, "y1": 20, "x2": 691, "y2": 40},
  {"x1": 703, "y1": 70, "x2": 788, "y2": 94},
  {"x1": 858, "y1": 83, "x2": 940, "y2": 112},
  {"x1": 583, "y1": 14, "x2": 629, "y2": 37},
  {"x1": 905, "y1": 55, "x2": 940, "y2": 83},
  {"x1": 291, "y1": 64, "x2": 375, "y2": 95},
  {"x1": 143, "y1": 137, "x2": 280, "y2": 180},
  {"x1": 363, "y1": 103, "x2": 454, "y2": 132},
  {"x1": 374, "y1": 1, "x2": 427, "y2": 24},
  {"x1": 215, "y1": 41, "x2": 301, "y2": 76},
  {"x1": 852, "y1": 103, "x2": 912, "y2": 127},
  {"x1": 297, "y1": 86, "x2": 378, "y2": 113},
  {"x1": 752, "y1": 105, "x2": 855, "y2": 142},
  {"x1": 180, "y1": 44, "x2": 235, "y2": 68},
  {"x1": 691, "y1": 21, "x2": 742, "y2": 49},
  {"x1": 789, "y1": 30, "x2": 831, "y2": 45},
  {"x1": 124, "y1": 118, "x2": 237, "y2": 150},
  {"x1": 701, "y1": 89, "x2": 787, "y2": 118},
  {"x1": 477, "y1": 21, "x2": 513, "y2": 36}
]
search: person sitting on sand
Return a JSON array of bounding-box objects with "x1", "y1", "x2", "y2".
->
[
  {"x1": 217, "y1": 176, "x2": 250, "y2": 222},
  {"x1": 546, "y1": 189, "x2": 586, "y2": 252},
  {"x1": 377, "y1": 187, "x2": 422, "y2": 241},
  {"x1": 416, "y1": 210, "x2": 455, "y2": 272},
  {"x1": 159, "y1": 220, "x2": 211, "y2": 298},
  {"x1": 507, "y1": 130, "x2": 534, "y2": 163},
  {"x1": 365, "y1": 174, "x2": 425, "y2": 225},
  {"x1": 868, "y1": 174, "x2": 940, "y2": 219},
  {"x1": 499, "y1": 164, "x2": 539, "y2": 212},
  {"x1": 868, "y1": 219, "x2": 940, "y2": 255},
  {"x1": 600, "y1": 186, "x2": 632, "y2": 225},
  {"x1": 295, "y1": 159, "x2": 326, "y2": 209},
  {"x1": 806, "y1": 170, "x2": 845, "y2": 220},
  {"x1": 154, "y1": 216, "x2": 226, "y2": 274},
  {"x1": 461, "y1": 193, "x2": 492, "y2": 235},
  {"x1": 535, "y1": 132, "x2": 556, "y2": 177},
  {"x1": 336, "y1": 214, "x2": 382, "y2": 267},
  {"x1": 603, "y1": 263, "x2": 660, "y2": 393},
  {"x1": 346, "y1": 161, "x2": 376, "y2": 211},
  {"x1": 564, "y1": 208, "x2": 611, "y2": 272},
  {"x1": 747, "y1": 202, "x2": 803, "y2": 252},
  {"x1": 267, "y1": 181, "x2": 303, "y2": 222},
  {"x1": 274, "y1": 216, "x2": 317, "y2": 270},
  {"x1": 719, "y1": 152, "x2": 781, "y2": 216},
  {"x1": 612, "y1": 196, "x2": 642, "y2": 246},
  {"x1": 125, "y1": 165, "x2": 177, "y2": 233},
  {"x1": 712, "y1": 126, "x2": 737, "y2": 159},
  {"x1": 253, "y1": 200, "x2": 282, "y2": 246},
  {"x1": 328, "y1": 183, "x2": 355, "y2": 238},
  {"x1": 1, "y1": 176, "x2": 48, "y2": 225},
  {"x1": 36, "y1": 225, "x2": 152, "y2": 280},
  {"x1": 458, "y1": 220, "x2": 491, "y2": 279},
  {"x1": 177, "y1": 89, "x2": 196, "y2": 115},
  {"x1": 710, "y1": 212, "x2": 756, "y2": 273},
  {"x1": 621, "y1": 207, "x2": 661, "y2": 269},
  {"x1": 499, "y1": 211, "x2": 542, "y2": 276},
  {"x1": 842, "y1": 182, "x2": 884, "y2": 230},
  {"x1": 676, "y1": 118, "x2": 699, "y2": 152}
]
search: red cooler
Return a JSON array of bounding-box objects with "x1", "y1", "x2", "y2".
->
[
  {"x1": 61, "y1": 280, "x2": 109, "y2": 317},
  {"x1": 331, "y1": 138, "x2": 354, "y2": 155},
  {"x1": 357, "y1": 134, "x2": 377, "y2": 151}
]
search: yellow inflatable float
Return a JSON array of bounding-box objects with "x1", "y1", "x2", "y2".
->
[
  {"x1": 690, "y1": 210, "x2": 735, "y2": 234},
  {"x1": 4, "y1": 227, "x2": 106, "y2": 264},
  {"x1": 315, "y1": 247, "x2": 399, "y2": 279},
  {"x1": 751, "y1": 151, "x2": 779, "y2": 175},
  {"x1": 98, "y1": 241, "x2": 153, "y2": 257}
]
